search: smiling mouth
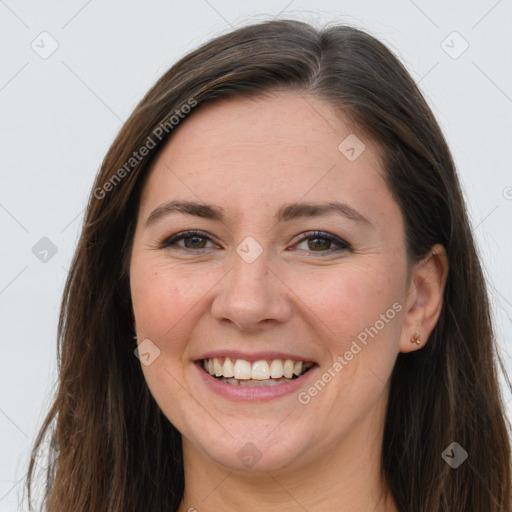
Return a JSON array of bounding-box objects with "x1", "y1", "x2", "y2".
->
[{"x1": 198, "y1": 357, "x2": 316, "y2": 387}]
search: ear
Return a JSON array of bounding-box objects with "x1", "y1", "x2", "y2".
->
[{"x1": 399, "y1": 244, "x2": 449, "y2": 353}]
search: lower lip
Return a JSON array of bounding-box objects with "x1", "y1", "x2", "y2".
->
[{"x1": 195, "y1": 362, "x2": 319, "y2": 402}]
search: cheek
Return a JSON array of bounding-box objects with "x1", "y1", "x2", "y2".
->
[
  {"x1": 131, "y1": 264, "x2": 202, "y2": 426},
  {"x1": 303, "y1": 265, "x2": 403, "y2": 400},
  {"x1": 294, "y1": 261, "x2": 403, "y2": 345},
  {"x1": 130, "y1": 262, "x2": 202, "y2": 358}
]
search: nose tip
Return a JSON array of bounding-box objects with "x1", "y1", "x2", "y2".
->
[{"x1": 211, "y1": 247, "x2": 291, "y2": 330}]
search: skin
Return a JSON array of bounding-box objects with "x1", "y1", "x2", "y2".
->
[{"x1": 129, "y1": 91, "x2": 448, "y2": 511}]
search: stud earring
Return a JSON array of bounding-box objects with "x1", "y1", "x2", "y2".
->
[
  {"x1": 133, "y1": 328, "x2": 137, "y2": 342},
  {"x1": 410, "y1": 332, "x2": 421, "y2": 345}
]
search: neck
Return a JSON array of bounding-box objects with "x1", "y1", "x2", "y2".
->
[{"x1": 177, "y1": 391, "x2": 397, "y2": 512}]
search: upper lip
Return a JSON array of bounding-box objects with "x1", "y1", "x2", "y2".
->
[{"x1": 194, "y1": 349, "x2": 317, "y2": 363}]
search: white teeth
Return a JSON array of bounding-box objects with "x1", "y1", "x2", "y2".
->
[
  {"x1": 234, "y1": 359, "x2": 252, "y2": 380},
  {"x1": 283, "y1": 359, "x2": 294, "y2": 378},
  {"x1": 251, "y1": 360, "x2": 270, "y2": 380},
  {"x1": 270, "y1": 359, "x2": 283, "y2": 378},
  {"x1": 203, "y1": 357, "x2": 313, "y2": 381},
  {"x1": 213, "y1": 358, "x2": 223, "y2": 377},
  {"x1": 222, "y1": 357, "x2": 234, "y2": 378}
]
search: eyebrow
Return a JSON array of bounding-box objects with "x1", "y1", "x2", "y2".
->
[{"x1": 145, "y1": 199, "x2": 371, "y2": 228}]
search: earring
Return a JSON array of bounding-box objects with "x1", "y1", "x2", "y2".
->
[
  {"x1": 133, "y1": 328, "x2": 137, "y2": 343},
  {"x1": 410, "y1": 332, "x2": 421, "y2": 345}
]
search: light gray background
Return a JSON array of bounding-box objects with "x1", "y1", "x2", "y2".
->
[{"x1": 1, "y1": 1, "x2": 511, "y2": 510}]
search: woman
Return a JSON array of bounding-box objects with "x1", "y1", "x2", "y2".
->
[{"x1": 25, "y1": 19, "x2": 511, "y2": 511}]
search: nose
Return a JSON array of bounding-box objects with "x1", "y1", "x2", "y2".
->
[{"x1": 211, "y1": 245, "x2": 292, "y2": 331}]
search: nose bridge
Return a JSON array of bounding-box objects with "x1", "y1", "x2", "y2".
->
[
  {"x1": 211, "y1": 235, "x2": 289, "y2": 329},
  {"x1": 228, "y1": 237, "x2": 272, "y2": 301}
]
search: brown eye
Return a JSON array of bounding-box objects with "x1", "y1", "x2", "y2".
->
[
  {"x1": 307, "y1": 237, "x2": 331, "y2": 251},
  {"x1": 183, "y1": 235, "x2": 208, "y2": 249},
  {"x1": 161, "y1": 230, "x2": 215, "y2": 251},
  {"x1": 294, "y1": 231, "x2": 350, "y2": 255}
]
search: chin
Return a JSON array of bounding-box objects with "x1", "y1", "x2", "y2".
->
[{"x1": 186, "y1": 423, "x2": 312, "y2": 472}]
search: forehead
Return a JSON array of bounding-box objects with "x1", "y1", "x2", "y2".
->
[{"x1": 138, "y1": 91, "x2": 396, "y2": 228}]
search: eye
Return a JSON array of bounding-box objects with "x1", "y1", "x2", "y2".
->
[
  {"x1": 160, "y1": 230, "x2": 217, "y2": 251},
  {"x1": 293, "y1": 231, "x2": 351, "y2": 255}
]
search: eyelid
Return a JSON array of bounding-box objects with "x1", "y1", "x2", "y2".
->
[
  {"x1": 293, "y1": 230, "x2": 349, "y2": 246},
  {"x1": 160, "y1": 229, "x2": 218, "y2": 249},
  {"x1": 292, "y1": 230, "x2": 351, "y2": 253}
]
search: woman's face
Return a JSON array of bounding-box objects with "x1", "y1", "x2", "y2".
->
[{"x1": 130, "y1": 91, "x2": 416, "y2": 472}]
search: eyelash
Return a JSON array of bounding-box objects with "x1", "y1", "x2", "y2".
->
[{"x1": 160, "y1": 230, "x2": 351, "y2": 255}]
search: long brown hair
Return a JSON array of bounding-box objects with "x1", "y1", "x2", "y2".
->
[{"x1": 24, "y1": 19, "x2": 511, "y2": 511}]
